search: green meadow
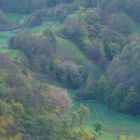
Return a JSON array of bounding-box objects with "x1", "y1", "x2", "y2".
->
[
  {"x1": 5, "y1": 12, "x2": 27, "y2": 22},
  {"x1": 69, "y1": 90, "x2": 140, "y2": 137}
]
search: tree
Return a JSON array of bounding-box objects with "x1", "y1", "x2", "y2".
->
[
  {"x1": 98, "y1": 75, "x2": 110, "y2": 101},
  {"x1": 107, "y1": 13, "x2": 132, "y2": 35},
  {"x1": 84, "y1": 74, "x2": 98, "y2": 99},
  {"x1": 55, "y1": 61, "x2": 83, "y2": 88},
  {"x1": 0, "y1": 115, "x2": 22, "y2": 140},
  {"x1": 108, "y1": 42, "x2": 121, "y2": 59},
  {"x1": 0, "y1": 10, "x2": 12, "y2": 31},
  {"x1": 121, "y1": 88, "x2": 140, "y2": 115},
  {"x1": 70, "y1": 111, "x2": 79, "y2": 128},
  {"x1": 107, "y1": 41, "x2": 140, "y2": 115},
  {"x1": 119, "y1": 135, "x2": 126, "y2": 140},
  {"x1": 79, "y1": 128, "x2": 95, "y2": 140},
  {"x1": 111, "y1": 84, "x2": 126, "y2": 110},
  {"x1": 77, "y1": 104, "x2": 90, "y2": 126},
  {"x1": 94, "y1": 121, "x2": 103, "y2": 134},
  {"x1": 122, "y1": 0, "x2": 140, "y2": 23}
]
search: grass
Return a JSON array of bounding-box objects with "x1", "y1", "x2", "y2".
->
[
  {"x1": 0, "y1": 49, "x2": 24, "y2": 63},
  {"x1": 0, "y1": 12, "x2": 23, "y2": 57},
  {"x1": 56, "y1": 35, "x2": 89, "y2": 64},
  {"x1": 30, "y1": 21, "x2": 59, "y2": 33},
  {"x1": 68, "y1": 90, "x2": 140, "y2": 137},
  {"x1": 0, "y1": 49, "x2": 19, "y2": 58},
  {"x1": 97, "y1": 132, "x2": 117, "y2": 140},
  {"x1": 5, "y1": 12, "x2": 27, "y2": 22},
  {"x1": 0, "y1": 24, "x2": 21, "y2": 61},
  {"x1": 0, "y1": 30, "x2": 18, "y2": 49},
  {"x1": 131, "y1": 20, "x2": 140, "y2": 35}
]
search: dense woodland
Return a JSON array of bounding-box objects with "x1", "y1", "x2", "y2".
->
[{"x1": 0, "y1": 0, "x2": 140, "y2": 140}]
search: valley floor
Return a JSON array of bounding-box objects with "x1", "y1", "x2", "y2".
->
[{"x1": 69, "y1": 90, "x2": 140, "y2": 137}]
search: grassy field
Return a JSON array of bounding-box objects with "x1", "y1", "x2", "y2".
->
[
  {"x1": 69, "y1": 90, "x2": 140, "y2": 137},
  {"x1": 0, "y1": 30, "x2": 18, "y2": 49},
  {"x1": 5, "y1": 12, "x2": 27, "y2": 22},
  {"x1": 30, "y1": 21, "x2": 59, "y2": 33},
  {"x1": 131, "y1": 20, "x2": 140, "y2": 35},
  {"x1": 0, "y1": 13, "x2": 25, "y2": 60},
  {"x1": 97, "y1": 132, "x2": 117, "y2": 140},
  {"x1": 56, "y1": 35, "x2": 89, "y2": 64}
]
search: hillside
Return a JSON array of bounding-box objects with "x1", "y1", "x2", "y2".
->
[{"x1": 0, "y1": 0, "x2": 140, "y2": 140}]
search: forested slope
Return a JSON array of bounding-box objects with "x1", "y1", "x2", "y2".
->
[{"x1": 0, "y1": 0, "x2": 140, "y2": 140}]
